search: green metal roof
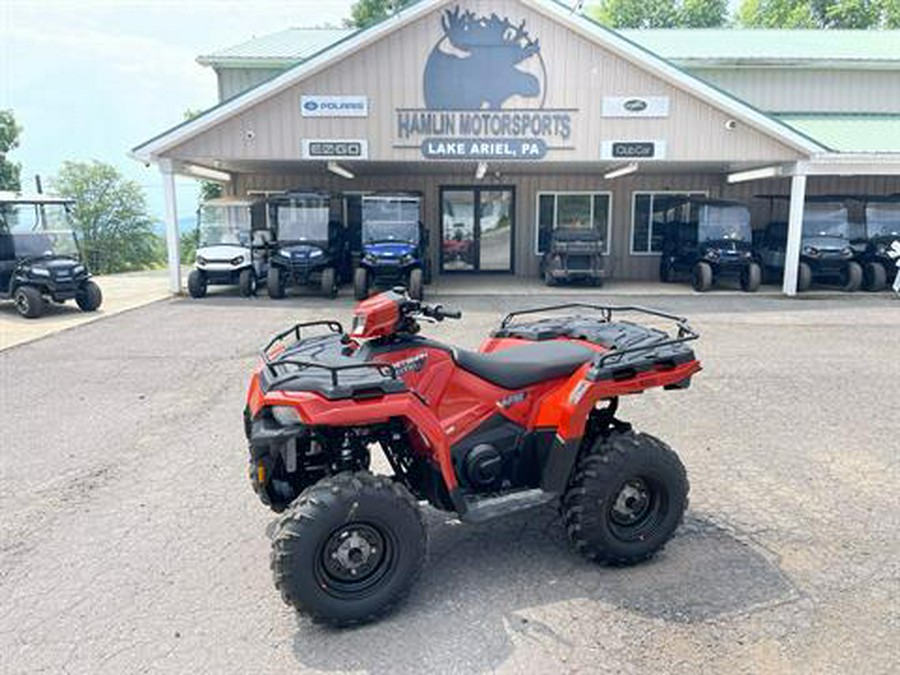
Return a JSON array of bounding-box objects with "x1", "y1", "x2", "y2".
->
[
  {"x1": 197, "y1": 28, "x2": 353, "y2": 67},
  {"x1": 773, "y1": 114, "x2": 900, "y2": 153},
  {"x1": 617, "y1": 29, "x2": 900, "y2": 66}
]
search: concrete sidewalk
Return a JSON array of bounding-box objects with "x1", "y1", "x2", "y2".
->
[{"x1": 0, "y1": 269, "x2": 171, "y2": 351}]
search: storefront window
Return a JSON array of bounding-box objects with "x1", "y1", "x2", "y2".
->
[
  {"x1": 631, "y1": 192, "x2": 706, "y2": 254},
  {"x1": 536, "y1": 192, "x2": 611, "y2": 254}
]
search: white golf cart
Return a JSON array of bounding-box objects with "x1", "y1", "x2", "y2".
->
[{"x1": 187, "y1": 196, "x2": 271, "y2": 298}]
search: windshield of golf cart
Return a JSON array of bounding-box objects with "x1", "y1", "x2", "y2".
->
[
  {"x1": 698, "y1": 204, "x2": 751, "y2": 243},
  {"x1": 0, "y1": 201, "x2": 79, "y2": 259},
  {"x1": 865, "y1": 203, "x2": 900, "y2": 238},
  {"x1": 198, "y1": 203, "x2": 251, "y2": 247},
  {"x1": 361, "y1": 197, "x2": 420, "y2": 245},
  {"x1": 275, "y1": 196, "x2": 330, "y2": 242},
  {"x1": 803, "y1": 203, "x2": 849, "y2": 238}
]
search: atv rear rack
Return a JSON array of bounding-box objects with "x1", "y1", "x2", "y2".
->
[
  {"x1": 496, "y1": 303, "x2": 699, "y2": 382},
  {"x1": 261, "y1": 321, "x2": 344, "y2": 360}
]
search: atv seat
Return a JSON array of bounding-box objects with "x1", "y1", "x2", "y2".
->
[{"x1": 455, "y1": 342, "x2": 595, "y2": 390}]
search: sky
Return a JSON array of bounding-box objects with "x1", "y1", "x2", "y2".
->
[{"x1": 0, "y1": 0, "x2": 356, "y2": 222}]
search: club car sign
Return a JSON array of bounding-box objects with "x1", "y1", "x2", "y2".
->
[{"x1": 394, "y1": 6, "x2": 575, "y2": 161}]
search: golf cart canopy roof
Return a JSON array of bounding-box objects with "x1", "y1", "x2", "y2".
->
[
  {"x1": 270, "y1": 190, "x2": 332, "y2": 204},
  {"x1": 0, "y1": 191, "x2": 74, "y2": 205},
  {"x1": 202, "y1": 196, "x2": 259, "y2": 208}
]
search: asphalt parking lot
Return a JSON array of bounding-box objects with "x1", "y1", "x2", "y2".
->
[{"x1": 0, "y1": 289, "x2": 897, "y2": 674}]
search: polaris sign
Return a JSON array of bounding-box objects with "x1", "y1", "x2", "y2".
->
[{"x1": 301, "y1": 95, "x2": 369, "y2": 118}]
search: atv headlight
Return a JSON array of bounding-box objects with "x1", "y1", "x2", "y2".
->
[
  {"x1": 31, "y1": 267, "x2": 50, "y2": 277},
  {"x1": 278, "y1": 248, "x2": 291, "y2": 258},
  {"x1": 197, "y1": 255, "x2": 207, "y2": 265},
  {"x1": 72, "y1": 264, "x2": 85, "y2": 275},
  {"x1": 400, "y1": 254, "x2": 413, "y2": 264},
  {"x1": 704, "y1": 250, "x2": 719, "y2": 261},
  {"x1": 230, "y1": 255, "x2": 245, "y2": 266},
  {"x1": 841, "y1": 247, "x2": 854, "y2": 258},
  {"x1": 802, "y1": 245, "x2": 819, "y2": 257},
  {"x1": 270, "y1": 406, "x2": 302, "y2": 426}
]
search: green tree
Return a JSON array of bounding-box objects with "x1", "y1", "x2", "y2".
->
[
  {"x1": 346, "y1": 0, "x2": 414, "y2": 28},
  {"x1": 737, "y1": 0, "x2": 895, "y2": 27},
  {"x1": 180, "y1": 227, "x2": 200, "y2": 265},
  {"x1": 588, "y1": 0, "x2": 727, "y2": 28},
  {"x1": 0, "y1": 109, "x2": 23, "y2": 192},
  {"x1": 51, "y1": 161, "x2": 162, "y2": 274}
]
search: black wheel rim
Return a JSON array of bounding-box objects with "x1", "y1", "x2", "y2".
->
[
  {"x1": 15, "y1": 292, "x2": 28, "y2": 314},
  {"x1": 607, "y1": 476, "x2": 667, "y2": 542},
  {"x1": 315, "y1": 522, "x2": 394, "y2": 598}
]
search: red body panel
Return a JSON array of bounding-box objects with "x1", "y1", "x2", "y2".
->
[{"x1": 249, "y1": 295, "x2": 702, "y2": 492}]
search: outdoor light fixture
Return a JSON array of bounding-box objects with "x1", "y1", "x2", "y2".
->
[
  {"x1": 183, "y1": 163, "x2": 231, "y2": 183},
  {"x1": 726, "y1": 165, "x2": 783, "y2": 184},
  {"x1": 603, "y1": 163, "x2": 638, "y2": 180},
  {"x1": 475, "y1": 162, "x2": 488, "y2": 180},
  {"x1": 327, "y1": 161, "x2": 355, "y2": 180}
]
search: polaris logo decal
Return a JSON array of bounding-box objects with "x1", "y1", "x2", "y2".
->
[
  {"x1": 499, "y1": 391, "x2": 527, "y2": 408},
  {"x1": 624, "y1": 99, "x2": 648, "y2": 112},
  {"x1": 300, "y1": 95, "x2": 369, "y2": 118},
  {"x1": 393, "y1": 352, "x2": 428, "y2": 376}
]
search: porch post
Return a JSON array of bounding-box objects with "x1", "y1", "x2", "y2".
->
[
  {"x1": 782, "y1": 173, "x2": 807, "y2": 296},
  {"x1": 160, "y1": 159, "x2": 182, "y2": 294}
]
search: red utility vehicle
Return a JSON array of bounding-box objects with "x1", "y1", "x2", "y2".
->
[{"x1": 244, "y1": 288, "x2": 701, "y2": 625}]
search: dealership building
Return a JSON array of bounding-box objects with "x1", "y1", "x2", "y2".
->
[{"x1": 132, "y1": 0, "x2": 900, "y2": 294}]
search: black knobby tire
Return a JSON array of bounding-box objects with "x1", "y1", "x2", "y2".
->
[
  {"x1": 862, "y1": 262, "x2": 887, "y2": 292},
  {"x1": 320, "y1": 267, "x2": 337, "y2": 298},
  {"x1": 271, "y1": 472, "x2": 426, "y2": 626},
  {"x1": 14, "y1": 286, "x2": 44, "y2": 319},
  {"x1": 691, "y1": 262, "x2": 713, "y2": 292},
  {"x1": 562, "y1": 430, "x2": 689, "y2": 566},
  {"x1": 741, "y1": 262, "x2": 762, "y2": 292},
  {"x1": 841, "y1": 261, "x2": 863, "y2": 292},
  {"x1": 797, "y1": 262, "x2": 813, "y2": 292},
  {"x1": 354, "y1": 267, "x2": 369, "y2": 300},
  {"x1": 238, "y1": 268, "x2": 256, "y2": 297},
  {"x1": 267, "y1": 266, "x2": 285, "y2": 299},
  {"x1": 408, "y1": 267, "x2": 424, "y2": 300},
  {"x1": 187, "y1": 269, "x2": 207, "y2": 298},
  {"x1": 75, "y1": 280, "x2": 103, "y2": 311}
]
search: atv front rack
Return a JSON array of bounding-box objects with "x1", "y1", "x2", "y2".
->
[{"x1": 495, "y1": 303, "x2": 699, "y2": 383}]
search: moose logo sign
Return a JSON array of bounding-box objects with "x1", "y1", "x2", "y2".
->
[
  {"x1": 394, "y1": 5, "x2": 575, "y2": 161},
  {"x1": 423, "y1": 6, "x2": 545, "y2": 110}
]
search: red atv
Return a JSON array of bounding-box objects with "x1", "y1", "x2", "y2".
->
[{"x1": 244, "y1": 288, "x2": 701, "y2": 625}]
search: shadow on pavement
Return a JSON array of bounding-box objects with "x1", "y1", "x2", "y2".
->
[{"x1": 288, "y1": 508, "x2": 797, "y2": 675}]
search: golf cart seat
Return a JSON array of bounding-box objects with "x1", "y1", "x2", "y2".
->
[{"x1": 455, "y1": 341, "x2": 595, "y2": 389}]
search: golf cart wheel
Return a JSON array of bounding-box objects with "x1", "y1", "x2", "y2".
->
[
  {"x1": 271, "y1": 472, "x2": 426, "y2": 626},
  {"x1": 408, "y1": 268, "x2": 424, "y2": 300},
  {"x1": 741, "y1": 262, "x2": 762, "y2": 292},
  {"x1": 320, "y1": 267, "x2": 337, "y2": 298},
  {"x1": 841, "y1": 261, "x2": 863, "y2": 292},
  {"x1": 354, "y1": 267, "x2": 369, "y2": 300},
  {"x1": 691, "y1": 262, "x2": 713, "y2": 292},
  {"x1": 238, "y1": 268, "x2": 256, "y2": 297},
  {"x1": 267, "y1": 267, "x2": 285, "y2": 299},
  {"x1": 862, "y1": 262, "x2": 886, "y2": 292},
  {"x1": 187, "y1": 270, "x2": 207, "y2": 299},
  {"x1": 797, "y1": 262, "x2": 813, "y2": 292},
  {"x1": 562, "y1": 430, "x2": 688, "y2": 565},
  {"x1": 14, "y1": 286, "x2": 44, "y2": 319},
  {"x1": 75, "y1": 280, "x2": 103, "y2": 312}
]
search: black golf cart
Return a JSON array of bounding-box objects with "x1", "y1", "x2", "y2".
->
[
  {"x1": 852, "y1": 196, "x2": 900, "y2": 292},
  {"x1": 353, "y1": 192, "x2": 430, "y2": 300},
  {"x1": 267, "y1": 191, "x2": 345, "y2": 299},
  {"x1": 754, "y1": 195, "x2": 861, "y2": 292},
  {"x1": 0, "y1": 192, "x2": 101, "y2": 318},
  {"x1": 541, "y1": 228, "x2": 605, "y2": 286},
  {"x1": 187, "y1": 196, "x2": 272, "y2": 298},
  {"x1": 656, "y1": 196, "x2": 761, "y2": 292}
]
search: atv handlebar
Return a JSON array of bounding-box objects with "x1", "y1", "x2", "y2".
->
[{"x1": 417, "y1": 302, "x2": 462, "y2": 322}]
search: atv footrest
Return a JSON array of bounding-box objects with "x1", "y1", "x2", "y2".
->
[{"x1": 458, "y1": 488, "x2": 556, "y2": 524}]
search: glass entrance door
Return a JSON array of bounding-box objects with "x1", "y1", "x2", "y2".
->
[{"x1": 440, "y1": 188, "x2": 513, "y2": 273}]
